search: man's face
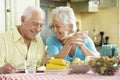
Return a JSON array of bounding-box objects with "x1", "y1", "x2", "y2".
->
[{"x1": 21, "y1": 12, "x2": 44, "y2": 40}]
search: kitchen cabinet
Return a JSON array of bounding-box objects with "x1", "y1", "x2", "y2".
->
[
  {"x1": 71, "y1": 0, "x2": 117, "y2": 12},
  {"x1": 71, "y1": 0, "x2": 99, "y2": 12},
  {"x1": 0, "y1": 0, "x2": 40, "y2": 33},
  {"x1": 99, "y1": 0, "x2": 118, "y2": 8}
]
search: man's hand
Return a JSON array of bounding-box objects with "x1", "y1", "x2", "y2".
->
[
  {"x1": 0, "y1": 63, "x2": 16, "y2": 74},
  {"x1": 44, "y1": 54, "x2": 51, "y2": 66}
]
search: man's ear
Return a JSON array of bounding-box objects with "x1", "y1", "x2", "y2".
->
[{"x1": 21, "y1": 16, "x2": 25, "y2": 23}]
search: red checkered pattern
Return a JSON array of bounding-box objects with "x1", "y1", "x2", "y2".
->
[{"x1": 0, "y1": 71, "x2": 120, "y2": 80}]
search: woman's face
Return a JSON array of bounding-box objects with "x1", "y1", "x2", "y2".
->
[{"x1": 52, "y1": 18, "x2": 72, "y2": 41}]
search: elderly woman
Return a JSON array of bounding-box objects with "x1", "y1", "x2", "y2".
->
[{"x1": 46, "y1": 6, "x2": 99, "y2": 62}]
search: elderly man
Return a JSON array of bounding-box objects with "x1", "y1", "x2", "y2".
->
[{"x1": 0, "y1": 6, "x2": 46, "y2": 74}]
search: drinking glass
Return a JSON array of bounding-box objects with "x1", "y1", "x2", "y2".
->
[
  {"x1": 24, "y1": 60, "x2": 37, "y2": 74},
  {"x1": 77, "y1": 31, "x2": 88, "y2": 43}
]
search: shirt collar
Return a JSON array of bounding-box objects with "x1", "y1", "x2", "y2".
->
[{"x1": 13, "y1": 27, "x2": 38, "y2": 42}]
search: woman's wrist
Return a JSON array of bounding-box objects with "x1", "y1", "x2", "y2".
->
[{"x1": 79, "y1": 43, "x2": 85, "y2": 49}]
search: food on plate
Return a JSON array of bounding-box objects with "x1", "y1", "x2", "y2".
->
[
  {"x1": 69, "y1": 58, "x2": 91, "y2": 73},
  {"x1": 46, "y1": 58, "x2": 68, "y2": 70},
  {"x1": 91, "y1": 56, "x2": 119, "y2": 75},
  {"x1": 37, "y1": 65, "x2": 46, "y2": 71},
  {"x1": 46, "y1": 64, "x2": 66, "y2": 70},
  {"x1": 49, "y1": 58, "x2": 66, "y2": 66},
  {"x1": 71, "y1": 58, "x2": 88, "y2": 65}
]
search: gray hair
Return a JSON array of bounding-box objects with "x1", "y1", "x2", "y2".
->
[
  {"x1": 22, "y1": 6, "x2": 45, "y2": 20},
  {"x1": 51, "y1": 6, "x2": 77, "y2": 33}
]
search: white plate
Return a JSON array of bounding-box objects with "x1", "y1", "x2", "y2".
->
[
  {"x1": 45, "y1": 69, "x2": 71, "y2": 74},
  {"x1": 15, "y1": 69, "x2": 25, "y2": 73},
  {"x1": 15, "y1": 69, "x2": 45, "y2": 73}
]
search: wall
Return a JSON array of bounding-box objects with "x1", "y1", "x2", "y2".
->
[
  {"x1": 0, "y1": 0, "x2": 40, "y2": 32},
  {"x1": 15, "y1": 0, "x2": 40, "y2": 25},
  {"x1": 118, "y1": 1, "x2": 120, "y2": 55},
  {"x1": 0, "y1": 0, "x2": 5, "y2": 33},
  {"x1": 75, "y1": 6, "x2": 119, "y2": 49},
  {"x1": 119, "y1": 0, "x2": 120, "y2": 54}
]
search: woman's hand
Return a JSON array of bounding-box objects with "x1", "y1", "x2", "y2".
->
[
  {"x1": 74, "y1": 31, "x2": 88, "y2": 43},
  {"x1": 55, "y1": 31, "x2": 89, "y2": 58},
  {"x1": 0, "y1": 63, "x2": 16, "y2": 74},
  {"x1": 64, "y1": 31, "x2": 88, "y2": 48}
]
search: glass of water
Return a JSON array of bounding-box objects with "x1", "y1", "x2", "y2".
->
[
  {"x1": 24, "y1": 60, "x2": 37, "y2": 74},
  {"x1": 77, "y1": 31, "x2": 88, "y2": 43}
]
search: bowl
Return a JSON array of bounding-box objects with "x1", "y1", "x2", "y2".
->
[
  {"x1": 69, "y1": 64, "x2": 91, "y2": 74},
  {"x1": 91, "y1": 57, "x2": 119, "y2": 75}
]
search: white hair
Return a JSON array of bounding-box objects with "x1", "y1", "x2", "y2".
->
[
  {"x1": 51, "y1": 6, "x2": 77, "y2": 33},
  {"x1": 22, "y1": 6, "x2": 45, "y2": 20}
]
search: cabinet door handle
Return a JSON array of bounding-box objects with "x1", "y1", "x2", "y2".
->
[{"x1": 6, "y1": 9, "x2": 11, "y2": 12}]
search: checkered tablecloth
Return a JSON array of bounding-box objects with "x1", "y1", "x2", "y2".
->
[{"x1": 0, "y1": 72, "x2": 120, "y2": 80}]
